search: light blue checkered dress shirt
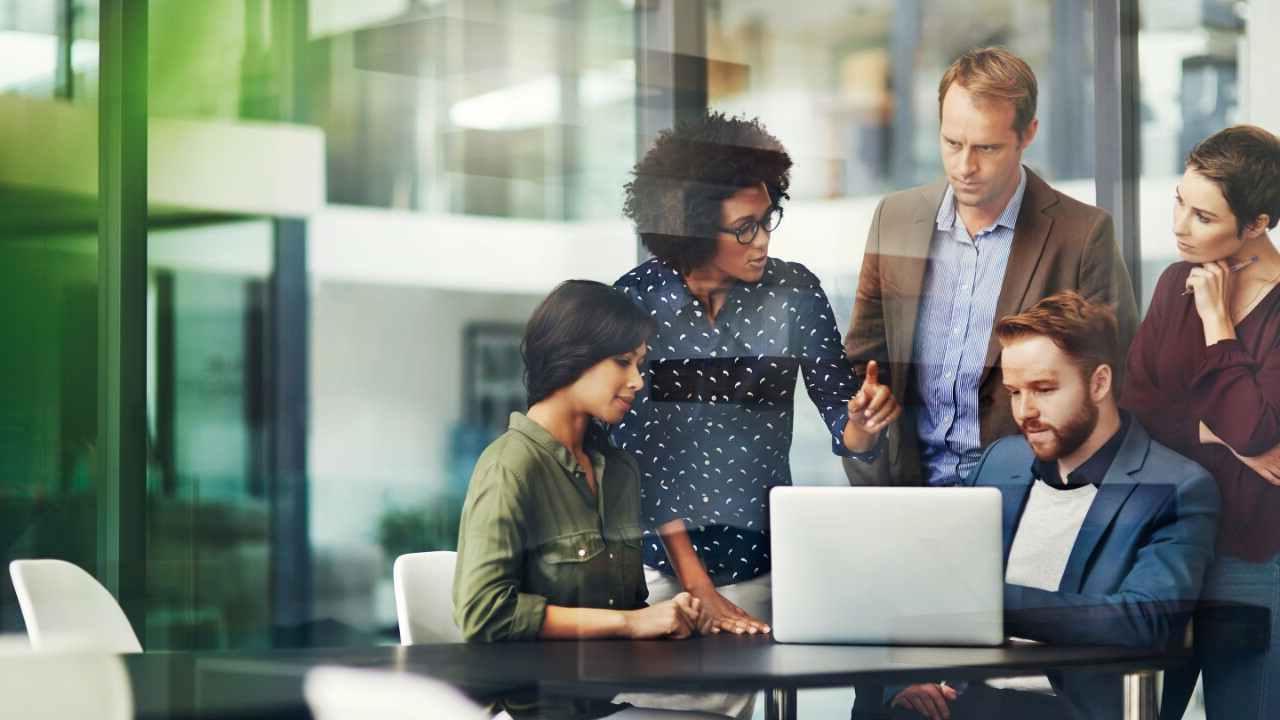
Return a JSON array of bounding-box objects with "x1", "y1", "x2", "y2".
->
[{"x1": 913, "y1": 167, "x2": 1027, "y2": 486}]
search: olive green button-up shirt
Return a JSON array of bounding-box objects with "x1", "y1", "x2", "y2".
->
[
  {"x1": 454, "y1": 412, "x2": 648, "y2": 642},
  {"x1": 454, "y1": 413, "x2": 649, "y2": 719}
]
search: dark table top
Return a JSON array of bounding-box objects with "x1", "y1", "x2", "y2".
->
[{"x1": 126, "y1": 636, "x2": 1190, "y2": 719}]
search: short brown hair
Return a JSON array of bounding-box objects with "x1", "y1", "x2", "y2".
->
[
  {"x1": 995, "y1": 292, "x2": 1119, "y2": 379},
  {"x1": 1186, "y1": 125, "x2": 1280, "y2": 234},
  {"x1": 938, "y1": 47, "x2": 1038, "y2": 137}
]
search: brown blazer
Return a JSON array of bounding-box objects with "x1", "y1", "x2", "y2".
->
[{"x1": 842, "y1": 168, "x2": 1138, "y2": 486}]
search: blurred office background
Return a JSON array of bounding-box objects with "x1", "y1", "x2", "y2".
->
[{"x1": 0, "y1": 1, "x2": 1273, "y2": 713}]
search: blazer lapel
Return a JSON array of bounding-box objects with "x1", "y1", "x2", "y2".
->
[
  {"x1": 1057, "y1": 422, "x2": 1148, "y2": 593},
  {"x1": 979, "y1": 170, "x2": 1058, "y2": 382},
  {"x1": 1001, "y1": 471, "x2": 1034, "y2": 562},
  {"x1": 887, "y1": 182, "x2": 946, "y2": 397}
]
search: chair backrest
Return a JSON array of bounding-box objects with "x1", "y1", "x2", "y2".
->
[
  {"x1": 0, "y1": 651, "x2": 133, "y2": 719},
  {"x1": 305, "y1": 666, "x2": 487, "y2": 720},
  {"x1": 9, "y1": 559, "x2": 143, "y2": 653},
  {"x1": 393, "y1": 551, "x2": 464, "y2": 644}
]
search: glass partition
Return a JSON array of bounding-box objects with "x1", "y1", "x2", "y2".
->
[
  {"x1": 137, "y1": 0, "x2": 639, "y2": 648},
  {"x1": 0, "y1": 0, "x2": 99, "y2": 634},
  {"x1": 707, "y1": 0, "x2": 1098, "y2": 486}
]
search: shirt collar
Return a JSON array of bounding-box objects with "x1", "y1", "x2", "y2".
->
[
  {"x1": 667, "y1": 258, "x2": 771, "y2": 314},
  {"x1": 936, "y1": 165, "x2": 1028, "y2": 236},
  {"x1": 1032, "y1": 411, "x2": 1131, "y2": 490},
  {"x1": 507, "y1": 411, "x2": 600, "y2": 475}
]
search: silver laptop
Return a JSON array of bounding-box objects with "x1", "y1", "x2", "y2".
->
[{"x1": 770, "y1": 486, "x2": 1004, "y2": 645}]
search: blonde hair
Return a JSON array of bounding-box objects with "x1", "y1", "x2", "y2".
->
[{"x1": 938, "y1": 47, "x2": 1038, "y2": 137}]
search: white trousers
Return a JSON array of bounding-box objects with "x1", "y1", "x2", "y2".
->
[{"x1": 613, "y1": 569, "x2": 773, "y2": 720}]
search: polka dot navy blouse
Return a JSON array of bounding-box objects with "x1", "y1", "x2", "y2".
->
[{"x1": 611, "y1": 257, "x2": 866, "y2": 584}]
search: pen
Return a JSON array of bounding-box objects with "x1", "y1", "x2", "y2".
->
[{"x1": 1181, "y1": 255, "x2": 1259, "y2": 295}]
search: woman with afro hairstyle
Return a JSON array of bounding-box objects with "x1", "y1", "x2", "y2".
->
[{"x1": 610, "y1": 113, "x2": 900, "y2": 715}]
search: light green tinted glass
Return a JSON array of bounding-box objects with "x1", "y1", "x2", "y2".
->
[
  {"x1": 0, "y1": 0, "x2": 99, "y2": 634},
  {"x1": 0, "y1": 0, "x2": 97, "y2": 101},
  {"x1": 144, "y1": 0, "x2": 639, "y2": 649}
]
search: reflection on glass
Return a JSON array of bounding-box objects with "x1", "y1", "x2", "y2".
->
[
  {"x1": 5, "y1": 3, "x2": 1185, "y2": 672},
  {"x1": 146, "y1": 222, "x2": 273, "y2": 649},
  {"x1": 140, "y1": 0, "x2": 638, "y2": 649},
  {"x1": 0, "y1": 0, "x2": 98, "y2": 101},
  {"x1": 0, "y1": 0, "x2": 99, "y2": 635},
  {"x1": 1137, "y1": 0, "x2": 1246, "y2": 312},
  {"x1": 707, "y1": 0, "x2": 1098, "y2": 486}
]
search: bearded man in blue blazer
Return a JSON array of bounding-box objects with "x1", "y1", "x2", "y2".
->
[{"x1": 878, "y1": 292, "x2": 1220, "y2": 720}]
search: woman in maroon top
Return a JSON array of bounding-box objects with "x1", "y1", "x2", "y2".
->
[{"x1": 1122, "y1": 125, "x2": 1280, "y2": 720}]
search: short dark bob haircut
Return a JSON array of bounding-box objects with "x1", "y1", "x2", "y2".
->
[
  {"x1": 522, "y1": 280, "x2": 655, "y2": 408},
  {"x1": 1186, "y1": 125, "x2": 1280, "y2": 235},
  {"x1": 622, "y1": 112, "x2": 792, "y2": 274}
]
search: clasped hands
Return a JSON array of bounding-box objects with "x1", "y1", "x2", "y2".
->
[
  {"x1": 625, "y1": 592, "x2": 702, "y2": 639},
  {"x1": 623, "y1": 588, "x2": 771, "y2": 639}
]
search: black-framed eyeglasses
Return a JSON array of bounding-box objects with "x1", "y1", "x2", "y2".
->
[{"x1": 719, "y1": 205, "x2": 783, "y2": 245}]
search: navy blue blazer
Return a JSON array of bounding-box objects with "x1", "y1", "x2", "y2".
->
[{"x1": 966, "y1": 418, "x2": 1220, "y2": 719}]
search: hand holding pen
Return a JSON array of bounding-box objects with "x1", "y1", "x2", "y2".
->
[
  {"x1": 1181, "y1": 255, "x2": 1257, "y2": 295},
  {"x1": 1184, "y1": 255, "x2": 1257, "y2": 345}
]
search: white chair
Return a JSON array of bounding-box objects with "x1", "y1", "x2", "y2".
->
[
  {"x1": 0, "y1": 650, "x2": 133, "y2": 719},
  {"x1": 9, "y1": 559, "x2": 142, "y2": 653},
  {"x1": 393, "y1": 551, "x2": 465, "y2": 644},
  {"x1": 305, "y1": 666, "x2": 488, "y2": 720}
]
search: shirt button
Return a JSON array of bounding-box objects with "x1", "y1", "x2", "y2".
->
[
  {"x1": 609, "y1": 552, "x2": 615, "y2": 560},
  {"x1": 577, "y1": 548, "x2": 587, "y2": 558},
  {"x1": 945, "y1": 372, "x2": 953, "y2": 379},
  {"x1": 952, "y1": 327, "x2": 960, "y2": 335},
  {"x1": 609, "y1": 598, "x2": 615, "y2": 606}
]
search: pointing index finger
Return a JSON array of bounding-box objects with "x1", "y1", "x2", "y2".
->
[{"x1": 864, "y1": 360, "x2": 880, "y2": 387}]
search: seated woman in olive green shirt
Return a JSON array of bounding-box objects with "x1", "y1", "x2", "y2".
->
[{"x1": 454, "y1": 280, "x2": 718, "y2": 720}]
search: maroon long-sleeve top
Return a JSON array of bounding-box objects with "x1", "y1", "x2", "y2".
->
[{"x1": 1122, "y1": 262, "x2": 1280, "y2": 562}]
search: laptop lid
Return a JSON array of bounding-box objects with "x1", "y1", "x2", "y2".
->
[{"x1": 770, "y1": 486, "x2": 1004, "y2": 645}]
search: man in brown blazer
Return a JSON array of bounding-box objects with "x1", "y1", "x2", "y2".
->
[{"x1": 842, "y1": 47, "x2": 1138, "y2": 489}]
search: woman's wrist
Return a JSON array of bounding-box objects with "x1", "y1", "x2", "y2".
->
[
  {"x1": 618, "y1": 609, "x2": 638, "y2": 639},
  {"x1": 842, "y1": 422, "x2": 873, "y2": 452},
  {"x1": 677, "y1": 566, "x2": 715, "y2": 595},
  {"x1": 1202, "y1": 316, "x2": 1236, "y2": 345}
]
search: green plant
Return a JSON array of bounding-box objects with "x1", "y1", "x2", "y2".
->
[{"x1": 376, "y1": 493, "x2": 466, "y2": 561}]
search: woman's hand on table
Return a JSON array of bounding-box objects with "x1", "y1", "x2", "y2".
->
[{"x1": 687, "y1": 583, "x2": 770, "y2": 635}]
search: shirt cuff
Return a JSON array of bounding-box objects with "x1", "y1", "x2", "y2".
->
[
  {"x1": 1192, "y1": 338, "x2": 1258, "y2": 382},
  {"x1": 845, "y1": 429, "x2": 886, "y2": 463},
  {"x1": 646, "y1": 505, "x2": 695, "y2": 531},
  {"x1": 508, "y1": 592, "x2": 548, "y2": 640},
  {"x1": 824, "y1": 407, "x2": 865, "y2": 456}
]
